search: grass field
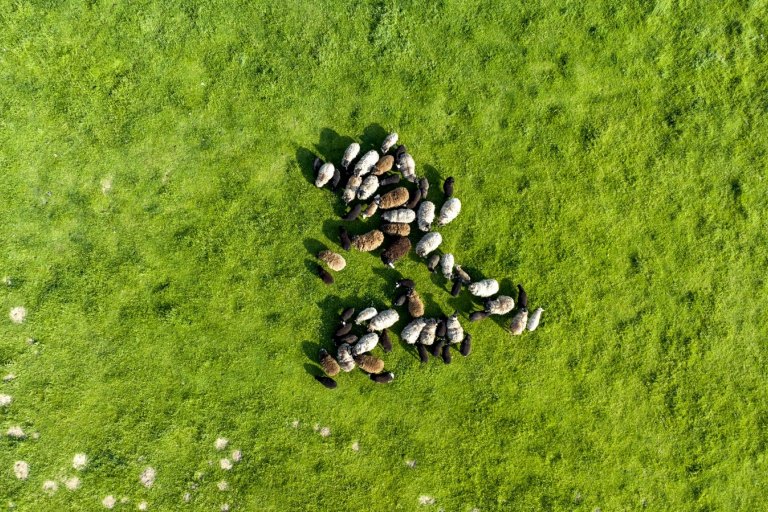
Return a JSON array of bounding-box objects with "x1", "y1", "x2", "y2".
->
[{"x1": 2, "y1": 0, "x2": 768, "y2": 510}]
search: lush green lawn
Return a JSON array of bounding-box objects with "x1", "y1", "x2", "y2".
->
[{"x1": 2, "y1": 0, "x2": 768, "y2": 510}]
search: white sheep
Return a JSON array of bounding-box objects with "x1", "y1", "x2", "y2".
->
[
  {"x1": 355, "y1": 307, "x2": 378, "y2": 324},
  {"x1": 315, "y1": 162, "x2": 335, "y2": 188},
  {"x1": 468, "y1": 279, "x2": 499, "y2": 297},
  {"x1": 437, "y1": 197, "x2": 461, "y2": 226},
  {"x1": 417, "y1": 201, "x2": 435, "y2": 232},
  {"x1": 485, "y1": 296, "x2": 515, "y2": 315},
  {"x1": 368, "y1": 309, "x2": 399, "y2": 331},
  {"x1": 401, "y1": 318, "x2": 427, "y2": 344},
  {"x1": 510, "y1": 308, "x2": 528, "y2": 335},
  {"x1": 381, "y1": 208, "x2": 416, "y2": 224},
  {"x1": 357, "y1": 175, "x2": 379, "y2": 200},
  {"x1": 417, "y1": 318, "x2": 438, "y2": 345},
  {"x1": 440, "y1": 253, "x2": 454, "y2": 280},
  {"x1": 446, "y1": 312, "x2": 464, "y2": 343},
  {"x1": 336, "y1": 343, "x2": 356, "y2": 372},
  {"x1": 527, "y1": 307, "x2": 544, "y2": 331},
  {"x1": 341, "y1": 143, "x2": 360, "y2": 170},
  {"x1": 353, "y1": 150, "x2": 379, "y2": 176},
  {"x1": 415, "y1": 232, "x2": 442, "y2": 258},
  {"x1": 396, "y1": 153, "x2": 417, "y2": 182},
  {"x1": 352, "y1": 333, "x2": 380, "y2": 356},
  {"x1": 381, "y1": 132, "x2": 398, "y2": 154},
  {"x1": 342, "y1": 175, "x2": 362, "y2": 204}
]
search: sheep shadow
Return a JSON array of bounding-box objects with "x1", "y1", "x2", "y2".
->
[
  {"x1": 422, "y1": 164, "x2": 445, "y2": 203},
  {"x1": 303, "y1": 238, "x2": 326, "y2": 258},
  {"x1": 317, "y1": 128, "x2": 357, "y2": 164},
  {"x1": 359, "y1": 123, "x2": 388, "y2": 152}
]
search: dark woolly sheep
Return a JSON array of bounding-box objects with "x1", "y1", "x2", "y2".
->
[
  {"x1": 395, "y1": 144, "x2": 408, "y2": 159},
  {"x1": 419, "y1": 177, "x2": 429, "y2": 199},
  {"x1": 357, "y1": 175, "x2": 379, "y2": 201},
  {"x1": 446, "y1": 312, "x2": 464, "y2": 344},
  {"x1": 510, "y1": 308, "x2": 528, "y2": 335},
  {"x1": 356, "y1": 307, "x2": 378, "y2": 324},
  {"x1": 443, "y1": 177, "x2": 455, "y2": 197},
  {"x1": 317, "y1": 265, "x2": 334, "y2": 285},
  {"x1": 459, "y1": 334, "x2": 472, "y2": 356},
  {"x1": 314, "y1": 375, "x2": 337, "y2": 389},
  {"x1": 454, "y1": 265, "x2": 472, "y2": 284},
  {"x1": 355, "y1": 354, "x2": 385, "y2": 374},
  {"x1": 436, "y1": 317, "x2": 447, "y2": 338},
  {"x1": 517, "y1": 284, "x2": 528, "y2": 309},
  {"x1": 470, "y1": 311, "x2": 489, "y2": 322},
  {"x1": 381, "y1": 236, "x2": 412, "y2": 267},
  {"x1": 340, "y1": 307, "x2": 355, "y2": 323},
  {"x1": 381, "y1": 132, "x2": 399, "y2": 154},
  {"x1": 427, "y1": 253, "x2": 440, "y2": 272},
  {"x1": 441, "y1": 343, "x2": 452, "y2": 364},
  {"x1": 337, "y1": 343, "x2": 356, "y2": 372},
  {"x1": 318, "y1": 250, "x2": 346, "y2": 271},
  {"x1": 437, "y1": 197, "x2": 461, "y2": 226},
  {"x1": 381, "y1": 222, "x2": 411, "y2": 236},
  {"x1": 468, "y1": 279, "x2": 499, "y2": 298},
  {"x1": 393, "y1": 293, "x2": 408, "y2": 307},
  {"x1": 368, "y1": 309, "x2": 399, "y2": 331},
  {"x1": 527, "y1": 307, "x2": 543, "y2": 331},
  {"x1": 341, "y1": 143, "x2": 361, "y2": 170},
  {"x1": 362, "y1": 201, "x2": 379, "y2": 219},
  {"x1": 313, "y1": 157, "x2": 323, "y2": 173},
  {"x1": 331, "y1": 167, "x2": 342, "y2": 190},
  {"x1": 405, "y1": 189, "x2": 422, "y2": 209},
  {"x1": 378, "y1": 187, "x2": 410, "y2": 209},
  {"x1": 396, "y1": 278, "x2": 416, "y2": 289},
  {"x1": 381, "y1": 208, "x2": 416, "y2": 224},
  {"x1": 319, "y1": 348, "x2": 340, "y2": 377},
  {"x1": 380, "y1": 328, "x2": 393, "y2": 352},
  {"x1": 417, "y1": 343, "x2": 429, "y2": 363},
  {"x1": 335, "y1": 322, "x2": 352, "y2": 337},
  {"x1": 370, "y1": 371, "x2": 395, "y2": 383},
  {"x1": 430, "y1": 337, "x2": 444, "y2": 357},
  {"x1": 373, "y1": 155, "x2": 395, "y2": 175},
  {"x1": 418, "y1": 318, "x2": 438, "y2": 346},
  {"x1": 353, "y1": 150, "x2": 379, "y2": 176},
  {"x1": 415, "y1": 232, "x2": 442, "y2": 258},
  {"x1": 342, "y1": 175, "x2": 362, "y2": 204},
  {"x1": 485, "y1": 296, "x2": 515, "y2": 315},
  {"x1": 342, "y1": 204, "x2": 362, "y2": 221},
  {"x1": 450, "y1": 279, "x2": 462, "y2": 297},
  {"x1": 379, "y1": 174, "x2": 401, "y2": 187},
  {"x1": 417, "y1": 201, "x2": 435, "y2": 232},
  {"x1": 339, "y1": 227, "x2": 351, "y2": 251},
  {"x1": 352, "y1": 333, "x2": 379, "y2": 356},
  {"x1": 336, "y1": 334, "x2": 358, "y2": 346},
  {"x1": 351, "y1": 230, "x2": 385, "y2": 252},
  {"x1": 407, "y1": 289, "x2": 425, "y2": 318}
]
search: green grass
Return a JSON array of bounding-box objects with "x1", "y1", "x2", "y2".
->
[{"x1": 2, "y1": 0, "x2": 768, "y2": 510}]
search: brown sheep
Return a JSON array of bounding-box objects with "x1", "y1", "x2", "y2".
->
[
  {"x1": 381, "y1": 236, "x2": 411, "y2": 267},
  {"x1": 317, "y1": 250, "x2": 346, "y2": 271},
  {"x1": 373, "y1": 155, "x2": 395, "y2": 175},
  {"x1": 354, "y1": 354, "x2": 385, "y2": 374},
  {"x1": 319, "y1": 348, "x2": 340, "y2": 377},
  {"x1": 351, "y1": 230, "x2": 385, "y2": 252},
  {"x1": 407, "y1": 289, "x2": 425, "y2": 318},
  {"x1": 377, "y1": 187, "x2": 409, "y2": 209},
  {"x1": 381, "y1": 222, "x2": 411, "y2": 236}
]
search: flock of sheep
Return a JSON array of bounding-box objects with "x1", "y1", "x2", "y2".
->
[{"x1": 309, "y1": 132, "x2": 544, "y2": 388}]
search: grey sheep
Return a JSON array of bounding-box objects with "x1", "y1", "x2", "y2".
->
[
  {"x1": 446, "y1": 312, "x2": 464, "y2": 344},
  {"x1": 367, "y1": 309, "x2": 399, "y2": 331},
  {"x1": 377, "y1": 187, "x2": 409, "y2": 209},
  {"x1": 437, "y1": 197, "x2": 461, "y2": 226},
  {"x1": 355, "y1": 307, "x2": 378, "y2": 324},
  {"x1": 401, "y1": 318, "x2": 427, "y2": 344},
  {"x1": 351, "y1": 230, "x2": 385, "y2": 252},
  {"x1": 440, "y1": 253, "x2": 454, "y2": 280},
  {"x1": 527, "y1": 307, "x2": 544, "y2": 331},
  {"x1": 426, "y1": 253, "x2": 440, "y2": 272},
  {"x1": 353, "y1": 150, "x2": 379, "y2": 176},
  {"x1": 342, "y1": 175, "x2": 362, "y2": 204},
  {"x1": 510, "y1": 308, "x2": 528, "y2": 335},
  {"x1": 336, "y1": 343, "x2": 356, "y2": 372},
  {"x1": 454, "y1": 265, "x2": 472, "y2": 284},
  {"x1": 315, "y1": 162, "x2": 335, "y2": 188},
  {"x1": 485, "y1": 296, "x2": 515, "y2": 315},
  {"x1": 419, "y1": 177, "x2": 429, "y2": 199},
  {"x1": 379, "y1": 174, "x2": 400, "y2": 187},
  {"x1": 341, "y1": 143, "x2": 360, "y2": 170},
  {"x1": 415, "y1": 232, "x2": 442, "y2": 258},
  {"x1": 381, "y1": 208, "x2": 416, "y2": 224},
  {"x1": 352, "y1": 333, "x2": 379, "y2": 356},
  {"x1": 357, "y1": 175, "x2": 379, "y2": 200},
  {"x1": 417, "y1": 201, "x2": 435, "y2": 232},
  {"x1": 468, "y1": 279, "x2": 499, "y2": 298},
  {"x1": 396, "y1": 153, "x2": 417, "y2": 182},
  {"x1": 417, "y1": 318, "x2": 438, "y2": 346},
  {"x1": 381, "y1": 132, "x2": 398, "y2": 154}
]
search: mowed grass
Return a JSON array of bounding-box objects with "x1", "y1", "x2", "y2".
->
[{"x1": 2, "y1": 0, "x2": 768, "y2": 510}]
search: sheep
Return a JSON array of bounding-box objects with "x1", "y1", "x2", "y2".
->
[
  {"x1": 436, "y1": 317, "x2": 447, "y2": 338},
  {"x1": 446, "y1": 312, "x2": 464, "y2": 343},
  {"x1": 317, "y1": 250, "x2": 346, "y2": 271},
  {"x1": 316, "y1": 265, "x2": 333, "y2": 285},
  {"x1": 381, "y1": 132, "x2": 398, "y2": 154},
  {"x1": 450, "y1": 279, "x2": 462, "y2": 297},
  {"x1": 437, "y1": 197, "x2": 461, "y2": 226},
  {"x1": 342, "y1": 203, "x2": 362, "y2": 221},
  {"x1": 510, "y1": 308, "x2": 528, "y2": 335},
  {"x1": 313, "y1": 157, "x2": 323, "y2": 173},
  {"x1": 362, "y1": 201, "x2": 379, "y2": 219},
  {"x1": 336, "y1": 343, "x2": 356, "y2": 372},
  {"x1": 353, "y1": 150, "x2": 379, "y2": 176},
  {"x1": 517, "y1": 284, "x2": 528, "y2": 309},
  {"x1": 315, "y1": 162, "x2": 335, "y2": 188},
  {"x1": 381, "y1": 236, "x2": 411, "y2": 267},
  {"x1": 355, "y1": 354, "x2": 385, "y2": 373},
  {"x1": 418, "y1": 318, "x2": 438, "y2": 346},
  {"x1": 415, "y1": 232, "x2": 442, "y2": 258},
  {"x1": 419, "y1": 177, "x2": 429, "y2": 199},
  {"x1": 441, "y1": 344, "x2": 452, "y2": 364},
  {"x1": 381, "y1": 208, "x2": 416, "y2": 224},
  {"x1": 351, "y1": 230, "x2": 385, "y2": 252},
  {"x1": 368, "y1": 309, "x2": 399, "y2": 331},
  {"x1": 341, "y1": 143, "x2": 360, "y2": 170},
  {"x1": 319, "y1": 348, "x2": 340, "y2": 376},
  {"x1": 357, "y1": 175, "x2": 379, "y2": 200},
  {"x1": 381, "y1": 222, "x2": 410, "y2": 236},
  {"x1": 396, "y1": 279, "x2": 415, "y2": 289},
  {"x1": 336, "y1": 334, "x2": 358, "y2": 346},
  {"x1": 356, "y1": 307, "x2": 378, "y2": 324},
  {"x1": 407, "y1": 289, "x2": 425, "y2": 318},
  {"x1": 314, "y1": 375, "x2": 337, "y2": 389},
  {"x1": 468, "y1": 279, "x2": 499, "y2": 298},
  {"x1": 427, "y1": 253, "x2": 440, "y2": 272},
  {"x1": 527, "y1": 307, "x2": 544, "y2": 331},
  {"x1": 370, "y1": 371, "x2": 394, "y2": 383},
  {"x1": 395, "y1": 144, "x2": 407, "y2": 158},
  {"x1": 459, "y1": 333, "x2": 472, "y2": 356},
  {"x1": 469, "y1": 311, "x2": 489, "y2": 322},
  {"x1": 440, "y1": 253, "x2": 454, "y2": 279},
  {"x1": 373, "y1": 155, "x2": 394, "y2": 175},
  {"x1": 485, "y1": 296, "x2": 515, "y2": 315},
  {"x1": 405, "y1": 189, "x2": 422, "y2": 209},
  {"x1": 443, "y1": 176, "x2": 455, "y2": 197},
  {"x1": 454, "y1": 265, "x2": 471, "y2": 284},
  {"x1": 340, "y1": 307, "x2": 355, "y2": 323},
  {"x1": 396, "y1": 153, "x2": 417, "y2": 182},
  {"x1": 352, "y1": 333, "x2": 379, "y2": 356},
  {"x1": 377, "y1": 187, "x2": 409, "y2": 209},
  {"x1": 401, "y1": 318, "x2": 427, "y2": 344},
  {"x1": 342, "y1": 176, "x2": 362, "y2": 204},
  {"x1": 379, "y1": 174, "x2": 401, "y2": 187},
  {"x1": 393, "y1": 293, "x2": 408, "y2": 307},
  {"x1": 331, "y1": 167, "x2": 342, "y2": 189},
  {"x1": 339, "y1": 227, "x2": 351, "y2": 250},
  {"x1": 380, "y1": 328, "x2": 393, "y2": 352},
  {"x1": 417, "y1": 343, "x2": 429, "y2": 363},
  {"x1": 335, "y1": 323, "x2": 352, "y2": 337},
  {"x1": 430, "y1": 337, "x2": 444, "y2": 357},
  {"x1": 417, "y1": 201, "x2": 435, "y2": 232}
]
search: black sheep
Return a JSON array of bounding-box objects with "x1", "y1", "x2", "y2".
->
[
  {"x1": 430, "y1": 338, "x2": 444, "y2": 357},
  {"x1": 450, "y1": 279, "x2": 462, "y2": 297},
  {"x1": 313, "y1": 157, "x2": 323, "y2": 173},
  {"x1": 340, "y1": 307, "x2": 355, "y2": 323},
  {"x1": 342, "y1": 204, "x2": 362, "y2": 221},
  {"x1": 419, "y1": 177, "x2": 430, "y2": 199},
  {"x1": 370, "y1": 371, "x2": 395, "y2": 384},
  {"x1": 380, "y1": 329, "x2": 393, "y2": 352},
  {"x1": 470, "y1": 311, "x2": 489, "y2": 322},
  {"x1": 459, "y1": 334, "x2": 472, "y2": 356},
  {"x1": 441, "y1": 343, "x2": 452, "y2": 364},
  {"x1": 417, "y1": 343, "x2": 429, "y2": 363},
  {"x1": 436, "y1": 317, "x2": 447, "y2": 338},
  {"x1": 330, "y1": 167, "x2": 342, "y2": 189},
  {"x1": 393, "y1": 293, "x2": 408, "y2": 307},
  {"x1": 314, "y1": 375, "x2": 337, "y2": 389},
  {"x1": 396, "y1": 279, "x2": 416, "y2": 290},
  {"x1": 336, "y1": 334, "x2": 358, "y2": 346},
  {"x1": 339, "y1": 227, "x2": 351, "y2": 251},
  {"x1": 317, "y1": 265, "x2": 334, "y2": 285},
  {"x1": 405, "y1": 189, "x2": 422, "y2": 209},
  {"x1": 335, "y1": 323, "x2": 352, "y2": 337},
  {"x1": 379, "y1": 174, "x2": 401, "y2": 187},
  {"x1": 427, "y1": 253, "x2": 440, "y2": 272},
  {"x1": 395, "y1": 145, "x2": 408, "y2": 159},
  {"x1": 517, "y1": 284, "x2": 528, "y2": 309},
  {"x1": 443, "y1": 177, "x2": 455, "y2": 197},
  {"x1": 381, "y1": 236, "x2": 412, "y2": 267}
]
